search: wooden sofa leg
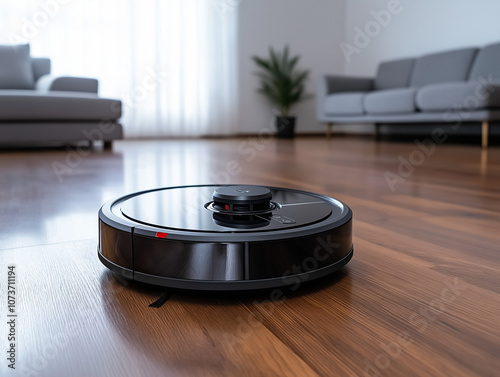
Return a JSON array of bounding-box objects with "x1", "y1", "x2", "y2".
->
[
  {"x1": 326, "y1": 123, "x2": 333, "y2": 139},
  {"x1": 104, "y1": 140, "x2": 112, "y2": 150},
  {"x1": 482, "y1": 121, "x2": 489, "y2": 149}
]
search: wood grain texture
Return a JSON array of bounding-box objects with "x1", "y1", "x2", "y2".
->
[{"x1": 0, "y1": 137, "x2": 499, "y2": 377}]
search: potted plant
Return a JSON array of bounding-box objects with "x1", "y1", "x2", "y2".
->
[{"x1": 253, "y1": 46, "x2": 311, "y2": 138}]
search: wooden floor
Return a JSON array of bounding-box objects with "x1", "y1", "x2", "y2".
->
[{"x1": 0, "y1": 137, "x2": 499, "y2": 377}]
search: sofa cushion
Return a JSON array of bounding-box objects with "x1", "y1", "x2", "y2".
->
[
  {"x1": 374, "y1": 58, "x2": 415, "y2": 90},
  {"x1": 0, "y1": 91, "x2": 122, "y2": 120},
  {"x1": 409, "y1": 47, "x2": 478, "y2": 88},
  {"x1": 416, "y1": 81, "x2": 500, "y2": 111},
  {"x1": 468, "y1": 42, "x2": 500, "y2": 81},
  {"x1": 0, "y1": 44, "x2": 35, "y2": 89},
  {"x1": 324, "y1": 92, "x2": 365, "y2": 115},
  {"x1": 363, "y1": 88, "x2": 417, "y2": 114}
]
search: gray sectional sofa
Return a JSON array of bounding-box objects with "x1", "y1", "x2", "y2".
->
[
  {"x1": 317, "y1": 42, "x2": 500, "y2": 147},
  {"x1": 0, "y1": 44, "x2": 122, "y2": 147}
]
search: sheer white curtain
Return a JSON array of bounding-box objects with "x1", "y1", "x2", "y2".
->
[{"x1": 0, "y1": 0, "x2": 238, "y2": 137}]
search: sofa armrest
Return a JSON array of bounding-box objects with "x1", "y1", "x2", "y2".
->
[
  {"x1": 317, "y1": 74, "x2": 373, "y2": 121},
  {"x1": 36, "y1": 75, "x2": 99, "y2": 94},
  {"x1": 320, "y1": 74, "x2": 373, "y2": 95}
]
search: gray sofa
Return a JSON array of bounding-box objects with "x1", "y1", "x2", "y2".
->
[
  {"x1": 317, "y1": 42, "x2": 500, "y2": 147},
  {"x1": 0, "y1": 44, "x2": 122, "y2": 147}
]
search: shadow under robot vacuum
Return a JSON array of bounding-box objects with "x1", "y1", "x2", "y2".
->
[{"x1": 99, "y1": 267, "x2": 354, "y2": 368}]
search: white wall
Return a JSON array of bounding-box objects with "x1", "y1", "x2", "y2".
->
[
  {"x1": 237, "y1": 0, "x2": 346, "y2": 134},
  {"x1": 343, "y1": 0, "x2": 500, "y2": 76},
  {"x1": 337, "y1": 0, "x2": 500, "y2": 133},
  {"x1": 238, "y1": 0, "x2": 500, "y2": 135}
]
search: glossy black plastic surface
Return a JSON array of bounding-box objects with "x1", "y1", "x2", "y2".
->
[
  {"x1": 98, "y1": 184, "x2": 354, "y2": 291},
  {"x1": 120, "y1": 186, "x2": 335, "y2": 232}
]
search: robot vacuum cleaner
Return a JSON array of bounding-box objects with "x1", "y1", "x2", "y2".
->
[{"x1": 98, "y1": 185, "x2": 353, "y2": 291}]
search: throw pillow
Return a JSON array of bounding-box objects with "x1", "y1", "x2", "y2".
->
[{"x1": 0, "y1": 44, "x2": 35, "y2": 89}]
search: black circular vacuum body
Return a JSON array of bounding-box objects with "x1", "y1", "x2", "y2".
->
[{"x1": 98, "y1": 185, "x2": 353, "y2": 291}]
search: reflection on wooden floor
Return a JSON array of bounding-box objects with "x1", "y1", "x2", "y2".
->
[{"x1": 0, "y1": 136, "x2": 499, "y2": 377}]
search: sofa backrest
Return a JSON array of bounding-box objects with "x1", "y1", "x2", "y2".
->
[
  {"x1": 374, "y1": 58, "x2": 415, "y2": 90},
  {"x1": 468, "y1": 42, "x2": 500, "y2": 82},
  {"x1": 32, "y1": 58, "x2": 51, "y2": 81},
  {"x1": 409, "y1": 47, "x2": 478, "y2": 88}
]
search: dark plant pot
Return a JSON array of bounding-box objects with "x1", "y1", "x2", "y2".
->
[{"x1": 275, "y1": 116, "x2": 296, "y2": 138}]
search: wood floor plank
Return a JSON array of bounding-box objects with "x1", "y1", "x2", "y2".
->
[
  {"x1": 381, "y1": 194, "x2": 500, "y2": 219},
  {"x1": 0, "y1": 240, "x2": 319, "y2": 377},
  {"x1": 1, "y1": 137, "x2": 499, "y2": 376},
  {"x1": 246, "y1": 237, "x2": 500, "y2": 377},
  {"x1": 355, "y1": 219, "x2": 500, "y2": 295}
]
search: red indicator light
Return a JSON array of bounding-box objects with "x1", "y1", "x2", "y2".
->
[
  {"x1": 156, "y1": 232, "x2": 168, "y2": 238},
  {"x1": 225, "y1": 204, "x2": 230, "y2": 210}
]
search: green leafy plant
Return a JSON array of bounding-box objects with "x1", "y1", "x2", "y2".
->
[{"x1": 252, "y1": 45, "x2": 311, "y2": 116}]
